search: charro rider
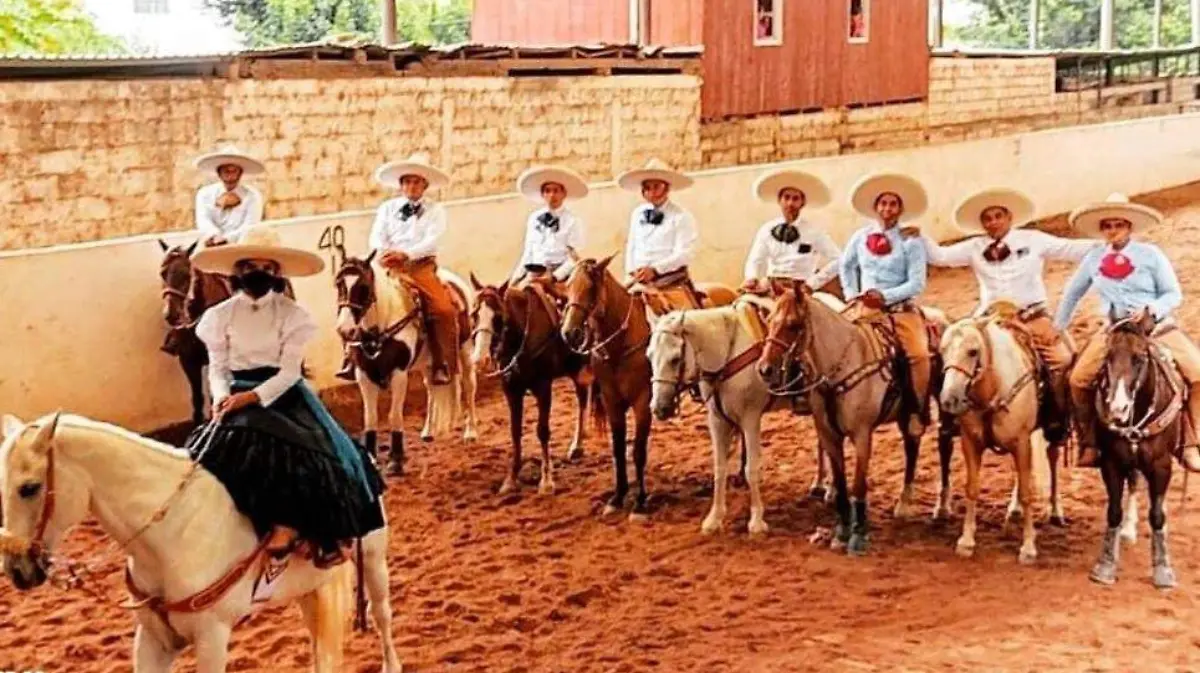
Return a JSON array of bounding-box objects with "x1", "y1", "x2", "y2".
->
[
  {"x1": 509, "y1": 165, "x2": 589, "y2": 288},
  {"x1": 912, "y1": 188, "x2": 1099, "y2": 443},
  {"x1": 1054, "y1": 193, "x2": 1200, "y2": 471},
  {"x1": 742, "y1": 168, "x2": 841, "y2": 294},
  {"x1": 616, "y1": 158, "x2": 703, "y2": 308},
  {"x1": 839, "y1": 172, "x2": 934, "y2": 436},
  {"x1": 336, "y1": 153, "x2": 459, "y2": 385},
  {"x1": 193, "y1": 145, "x2": 266, "y2": 247},
  {"x1": 188, "y1": 226, "x2": 384, "y2": 567}
]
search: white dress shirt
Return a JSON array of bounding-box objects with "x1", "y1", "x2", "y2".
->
[
  {"x1": 743, "y1": 217, "x2": 841, "y2": 287},
  {"x1": 368, "y1": 197, "x2": 447, "y2": 259},
  {"x1": 623, "y1": 200, "x2": 698, "y2": 277},
  {"x1": 512, "y1": 205, "x2": 585, "y2": 282},
  {"x1": 195, "y1": 292, "x2": 317, "y2": 407},
  {"x1": 195, "y1": 182, "x2": 264, "y2": 244},
  {"x1": 922, "y1": 228, "x2": 1099, "y2": 314}
]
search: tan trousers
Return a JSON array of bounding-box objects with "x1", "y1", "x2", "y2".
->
[
  {"x1": 394, "y1": 257, "x2": 459, "y2": 375},
  {"x1": 848, "y1": 303, "x2": 932, "y2": 432}
]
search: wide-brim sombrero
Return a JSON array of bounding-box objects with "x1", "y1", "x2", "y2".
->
[
  {"x1": 190, "y1": 226, "x2": 324, "y2": 278},
  {"x1": 1069, "y1": 192, "x2": 1163, "y2": 238},
  {"x1": 850, "y1": 173, "x2": 928, "y2": 223},
  {"x1": 753, "y1": 169, "x2": 831, "y2": 207},
  {"x1": 375, "y1": 152, "x2": 451, "y2": 189},
  {"x1": 193, "y1": 145, "x2": 265, "y2": 176},
  {"x1": 954, "y1": 188, "x2": 1035, "y2": 235},
  {"x1": 616, "y1": 158, "x2": 694, "y2": 192},
  {"x1": 516, "y1": 165, "x2": 589, "y2": 202}
]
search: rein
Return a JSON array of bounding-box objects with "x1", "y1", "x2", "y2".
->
[
  {"x1": 945, "y1": 320, "x2": 1038, "y2": 415},
  {"x1": 488, "y1": 292, "x2": 558, "y2": 379},
  {"x1": 762, "y1": 299, "x2": 887, "y2": 398},
  {"x1": 564, "y1": 290, "x2": 643, "y2": 361},
  {"x1": 1097, "y1": 325, "x2": 1184, "y2": 447}
]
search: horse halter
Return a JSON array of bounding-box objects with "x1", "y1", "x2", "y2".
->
[
  {"x1": 335, "y1": 262, "x2": 376, "y2": 323},
  {"x1": 761, "y1": 298, "x2": 821, "y2": 396},
  {"x1": 160, "y1": 250, "x2": 195, "y2": 330},
  {"x1": 649, "y1": 316, "x2": 712, "y2": 408},
  {"x1": 1098, "y1": 323, "x2": 1183, "y2": 445}
]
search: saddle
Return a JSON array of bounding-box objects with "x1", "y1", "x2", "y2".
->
[{"x1": 391, "y1": 273, "x2": 471, "y2": 346}]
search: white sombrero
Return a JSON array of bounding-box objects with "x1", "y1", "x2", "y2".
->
[
  {"x1": 193, "y1": 145, "x2": 265, "y2": 176},
  {"x1": 374, "y1": 152, "x2": 451, "y2": 189},
  {"x1": 850, "y1": 173, "x2": 928, "y2": 223},
  {"x1": 516, "y1": 165, "x2": 589, "y2": 202},
  {"x1": 191, "y1": 226, "x2": 324, "y2": 278},
  {"x1": 954, "y1": 188, "x2": 1035, "y2": 235},
  {"x1": 616, "y1": 158, "x2": 694, "y2": 192},
  {"x1": 1069, "y1": 193, "x2": 1163, "y2": 238},
  {"x1": 752, "y1": 169, "x2": 831, "y2": 207}
]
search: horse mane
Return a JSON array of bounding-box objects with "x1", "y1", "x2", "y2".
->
[
  {"x1": 368, "y1": 263, "x2": 418, "y2": 329},
  {"x1": 5, "y1": 414, "x2": 191, "y2": 463}
]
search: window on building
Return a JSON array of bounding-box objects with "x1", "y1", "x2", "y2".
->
[
  {"x1": 848, "y1": 0, "x2": 869, "y2": 43},
  {"x1": 134, "y1": 0, "x2": 170, "y2": 14},
  {"x1": 754, "y1": 0, "x2": 782, "y2": 47}
]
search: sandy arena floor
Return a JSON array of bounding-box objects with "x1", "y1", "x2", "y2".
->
[{"x1": 4, "y1": 183, "x2": 1200, "y2": 672}]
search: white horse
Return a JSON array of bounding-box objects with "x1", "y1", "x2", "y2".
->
[
  {"x1": 646, "y1": 294, "x2": 842, "y2": 535},
  {"x1": 335, "y1": 254, "x2": 478, "y2": 474},
  {"x1": 0, "y1": 413, "x2": 400, "y2": 673}
]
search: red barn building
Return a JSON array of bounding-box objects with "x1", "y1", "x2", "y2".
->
[{"x1": 471, "y1": 0, "x2": 930, "y2": 120}]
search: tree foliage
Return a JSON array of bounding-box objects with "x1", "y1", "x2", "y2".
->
[
  {"x1": 948, "y1": 0, "x2": 1195, "y2": 49},
  {"x1": 0, "y1": 0, "x2": 126, "y2": 55},
  {"x1": 205, "y1": 0, "x2": 471, "y2": 48}
]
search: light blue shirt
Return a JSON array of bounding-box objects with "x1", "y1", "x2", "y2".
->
[
  {"x1": 839, "y1": 222, "x2": 928, "y2": 305},
  {"x1": 1053, "y1": 240, "x2": 1182, "y2": 330}
]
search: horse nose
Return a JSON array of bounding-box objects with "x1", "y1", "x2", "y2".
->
[
  {"x1": 758, "y1": 361, "x2": 776, "y2": 380},
  {"x1": 563, "y1": 326, "x2": 583, "y2": 347}
]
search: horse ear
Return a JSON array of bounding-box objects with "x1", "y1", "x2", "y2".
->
[
  {"x1": 469, "y1": 272, "x2": 483, "y2": 291},
  {"x1": 497, "y1": 280, "x2": 510, "y2": 297},
  {"x1": 185, "y1": 240, "x2": 199, "y2": 257},
  {"x1": 1138, "y1": 309, "x2": 1156, "y2": 334},
  {"x1": 158, "y1": 239, "x2": 169, "y2": 252},
  {"x1": 31, "y1": 411, "x2": 61, "y2": 455},
  {"x1": 595, "y1": 252, "x2": 618, "y2": 273},
  {"x1": 2, "y1": 414, "x2": 24, "y2": 440},
  {"x1": 364, "y1": 250, "x2": 377, "y2": 266}
]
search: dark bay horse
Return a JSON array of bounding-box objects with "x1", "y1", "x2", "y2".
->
[
  {"x1": 755, "y1": 283, "x2": 952, "y2": 555},
  {"x1": 469, "y1": 275, "x2": 604, "y2": 495},
  {"x1": 1089, "y1": 313, "x2": 1184, "y2": 589}
]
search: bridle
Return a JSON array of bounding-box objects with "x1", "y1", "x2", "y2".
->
[
  {"x1": 336, "y1": 261, "x2": 420, "y2": 360},
  {"x1": 1097, "y1": 321, "x2": 1184, "y2": 447},
  {"x1": 759, "y1": 294, "x2": 885, "y2": 398},
  {"x1": 562, "y1": 268, "x2": 639, "y2": 359},
  {"x1": 160, "y1": 250, "x2": 196, "y2": 331},
  {"x1": 943, "y1": 320, "x2": 1037, "y2": 415}
]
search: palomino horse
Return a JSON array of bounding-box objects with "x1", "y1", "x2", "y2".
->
[
  {"x1": 0, "y1": 413, "x2": 400, "y2": 673},
  {"x1": 647, "y1": 293, "x2": 841, "y2": 535},
  {"x1": 1088, "y1": 313, "x2": 1184, "y2": 589},
  {"x1": 939, "y1": 308, "x2": 1066, "y2": 564},
  {"x1": 469, "y1": 276, "x2": 604, "y2": 495},
  {"x1": 157, "y1": 241, "x2": 231, "y2": 426},
  {"x1": 560, "y1": 256, "x2": 736, "y2": 519},
  {"x1": 334, "y1": 254, "x2": 478, "y2": 475},
  {"x1": 756, "y1": 283, "x2": 951, "y2": 555}
]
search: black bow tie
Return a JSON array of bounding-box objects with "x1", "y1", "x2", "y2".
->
[
  {"x1": 771, "y1": 222, "x2": 800, "y2": 244},
  {"x1": 642, "y1": 208, "x2": 665, "y2": 225},
  {"x1": 400, "y1": 202, "x2": 423, "y2": 219},
  {"x1": 983, "y1": 240, "x2": 1011, "y2": 263},
  {"x1": 537, "y1": 212, "x2": 560, "y2": 232}
]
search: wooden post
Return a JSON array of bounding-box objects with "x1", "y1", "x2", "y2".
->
[
  {"x1": 381, "y1": 0, "x2": 397, "y2": 45},
  {"x1": 929, "y1": 0, "x2": 944, "y2": 48},
  {"x1": 1100, "y1": 0, "x2": 1115, "y2": 50},
  {"x1": 1028, "y1": 0, "x2": 1039, "y2": 49},
  {"x1": 1153, "y1": 0, "x2": 1163, "y2": 48}
]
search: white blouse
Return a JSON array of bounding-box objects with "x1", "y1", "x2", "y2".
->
[
  {"x1": 367, "y1": 197, "x2": 448, "y2": 259},
  {"x1": 195, "y1": 292, "x2": 317, "y2": 406},
  {"x1": 194, "y1": 182, "x2": 264, "y2": 244},
  {"x1": 512, "y1": 205, "x2": 586, "y2": 281}
]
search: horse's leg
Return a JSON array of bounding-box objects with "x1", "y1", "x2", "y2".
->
[
  {"x1": 183, "y1": 356, "x2": 206, "y2": 427},
  {"x1": 701, "y1": 408, "x2": 735, "y2": 534},
  {"x1": 744, "y1": 415, "x2": 769, "y2": 536},
  {"x1": 933, "y1": 416, "x2": 956, "y2": 521},
  {"x1": 534, "y1": 379, "x2": 556, "y2": 495},
  {"x1": 1048, "y1": 440, "x2": 1068, "y2": 526},
  {"x1": 386, "y1": 372, "x2": 408, "y2": 477},
  {"x1": 460, "y1": 345, "x2": 479, "y2": 443},
  {"x1": 1120, "y1": 471, "x2": 1140, "y2": 544},
  {"x1": 603, "y1": 399, "x2": 629, "y2": 516},
  {"x1": 1014, "y1": 435, "x2": 1039, "y2": 565},
  {"x1": 846, "y1": 427, "x2": 873, "y2": 556},
  {"x1": 956, "y1": 430, "x2": 984, "y2": 558},
  {"x1": 133, "y1": 622, "x2": 177, "y2": 673},
  {"x1": 1004, "y1": 478, "x2": 1024, "y2": 529},
  {"x1": 567, "y1": 379, "x2": 588, "y2": 462},
  {"x1": 420, "y1": 368, "x2": 435, "y2": 442},
  {"x1": 731, "y1": 437, "x2": 749, "y2": 490},
  {"x1": 355, "y1": 369, "x2": 382, "y2": 461},
  {"x1": 299, "y1": 592, "x2": 335, "y2": 673},
  {"x1": 363, "y1": 536, "x2": 402, "y2": 673},
  {"x1": 192, "y1": 623, "x2": 232, "y2": 673},
  {"x1": 808, "y1": 435, "x2": 829, "y2": 501},
  {"x1": 1148, "y1": 457, "x2": 1177, "y2": 589},
  {"x1": 1090, "y1": 457, "x2": 1126, "y2": 586},
  {"x1": 499, "y1": 385, "x2": 524, "y2": 495},
  {"x1": 629, "y1": 396, "x2": 653, "y2": 522},
  {"x1": 893, "y1": 431, "x2": 921, "y2": 520},
  {"x1": 822, "y1": 429, "x2": 852, "y2": 550}
]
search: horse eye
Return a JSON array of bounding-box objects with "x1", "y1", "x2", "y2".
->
[
  {"x1": 18, "y1": 482, "x2": 41, "y2": 499},
  {"x1": 967, "y1": 348, "x2": 980, "y2": 358}
]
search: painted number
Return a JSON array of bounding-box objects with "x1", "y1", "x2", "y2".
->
[{"x1": 317, "y1": 224, "x2": 347, "y2": 275}]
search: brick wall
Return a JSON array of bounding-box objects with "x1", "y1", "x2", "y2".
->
[{"x1": 0, "y1": 74, "x2": 701, "y2": 250}]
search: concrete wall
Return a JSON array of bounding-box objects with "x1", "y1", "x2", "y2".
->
[{"x1": 4, "y1": 113, "x2": 1200, "y2": 433}]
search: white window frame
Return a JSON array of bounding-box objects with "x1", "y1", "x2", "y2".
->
[
  {"x1": 848, "y1": 0, "x2": 870, "y2": 44},
  {"x1": 753, "y1": 0, "x2": 783, "y2": 47}
]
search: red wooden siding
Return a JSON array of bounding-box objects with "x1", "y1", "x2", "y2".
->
[
  {"x1": 701, "y1": 0, "x2": 929, "y2": 119},
  {"x1": 471, "y1": 0, "x2": 630, "y2": 44},
  {"x1": 647, "y1": 0, "x2": 704, "y2": 45}
]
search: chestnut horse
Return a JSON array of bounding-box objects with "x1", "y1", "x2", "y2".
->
[{"x1": 469, "y1": 276, "x2": 604, "y2": 495}]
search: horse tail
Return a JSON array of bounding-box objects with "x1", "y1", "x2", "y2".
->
[
  {"x1": 427, "y1": 377, "x2": 458, "y2": 438},
  {"x1": 310, "y1": 559, "x2": 355, "y2": 670},
  {"x1": 589, "y1": 379, "x2": 608, "y2": 434}
]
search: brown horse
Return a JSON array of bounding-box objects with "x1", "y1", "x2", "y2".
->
[
  {"x1": 469, "y1": 275, "x2": 603, "y2": 495},
  {"x1": 1089, "y1": 313, "x2": 1183, "y2": 589},
  {"x1": 756, "y1": 283, "x2": 951, "y2": 555},
  {"x1": 157, "y1": 240, "x2": 231, "y2": 425}
]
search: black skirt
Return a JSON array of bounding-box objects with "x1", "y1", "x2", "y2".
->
[{"x1": 185, "y1": 368, "x2": 385, "y2": 553}]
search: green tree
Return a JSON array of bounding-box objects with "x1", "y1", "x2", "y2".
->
[
  {"x1": 948, "y1": 0, "x2": 1194, "y2": 49},
  {"x1": 0, "y1": 0, "x2": 126, "y2": 55},
  {"x1": 206, "y1": 0, "x2": 471, "y2": 48}
]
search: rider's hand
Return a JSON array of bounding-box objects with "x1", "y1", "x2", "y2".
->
[
  {"x1": 899, "y1": 225, "x2": 921, "y2": 240},
  {"x1": 215, "y1": 391, "x2": 260, "y2": 419},
  {"x1": 632, "y1": 267, "x2": 657, "y2": 284},
  {"x1": 741, "y1": 278, "x2": 765, "y2": 293},
  {"x1": 380, "y1": 251, "x2": 408, "y2": 269},
  {"x1": 861, "y1": 289, "x2": 887, "y2": 309},
  {"x1": 217, "y1": 191, "x2": 243, "y2": 209},
  {"x1": 205, "y1": 234, "x2": 227, "y2": 247}
]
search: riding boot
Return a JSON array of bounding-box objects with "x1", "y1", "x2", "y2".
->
[
  {"x1": 335, "y1": 345, "x2": 356, "y2": 382},
  {"x1": 1071, "y1": 386, "x2": 1100, "y2": 468},
  {"x1": 1179, "y1": 385, "x2": 1200, "y2": 472},
  {"x1": 1042, "y1": 366, "x2": 1071, "y2": 445},
  {"x1": 387, "y1": 431, "x2": 405, "y2": 477}
]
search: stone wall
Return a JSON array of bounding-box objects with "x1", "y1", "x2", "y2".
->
[
  {"x1": 701, "y1": 57, "x2": 1200, "y2": 166},
  {"x1": 0, "y1": 74, "x2": 701, "y2": 250}
]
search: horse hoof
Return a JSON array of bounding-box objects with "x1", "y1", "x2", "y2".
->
[
  {"x1": 748, "y1": 520, "x2": 769, "y2": 537},
  {"x1": 807, "y1": 486, "x2": 827, "y2": 501},
  {"x1": 538, "y1": 481, "x2": 556, "y2": 496},
  {"x1": 566, "y1": 446, "x2": 583, "y2": 462},
  {"x1": 498, "y1": 479, "x2": 517, "y2": 495},
  {"x1": 1153, "y1": 565, "x2": 1178, "y2": 590},
  {"x1": 602, "y1": 503, "x2": 622, "y2": 517},
  {"x1": 701, "y1": 515, "x2": 723, "y2": 535},
  {"x1": 462, "y1": 432, "x2": 478, "y2": 444},
  {"x1": 730, "y1": 474, "x2": 748, "y2": 489},
  {"x1": 846, "y1": 534, "x2": 869, "y2": 557},
  {"x1": 955, "y1": 541, "x2": 976, "y2": 559},
  {"x1": 1089, "y1": 563, "x2": 1118, "y2": 586},
  {"x1": 1050, "y1": 515, "x2": 1069, "y2": 528},
  {"x1": 1018, "y1": 548, "x2": 1038, "y2": 566},
  {"x1": 387, "y1": 462, "x2": 405, "y2": 478},
  {"x1": 893, "y1": 502, "x2": 916, "y2": 520},
  {"x1": 420, "y1": 434, "x2": 434, "y2": 443},
  {"x1": 931, "y1": 506, "x2": 952, "y2": 523},
  {"x1": 1119, "y1": 529, "x2": 1137, "y2": 545},
  {"x1": 628, "y1": 511, "x2": 650, "y2": 524}
]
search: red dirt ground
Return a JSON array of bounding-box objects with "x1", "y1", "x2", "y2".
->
[{"x1": 4, "y1": 183, "x2": 1200, "y2": 673}]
